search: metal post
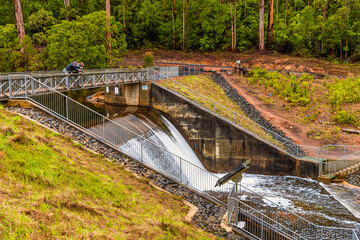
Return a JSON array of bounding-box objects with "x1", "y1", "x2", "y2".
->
[
  {"x1": 180, "y1": 158, "x2": 182, "y2": 183},
  {"x1": 31, "y1": 78, "x2": 34, "y2": 95},
  {"x1": 140, "y1": 139, "x2": 143, "y2": 162},
  {"x1": 102, "y1": 118, "x2": 105, "y2": 138},
  {"x1": 8, "y1": 78, "x2": 11, "y2": 98},
  {"x1": 66, "y1": 98, "x2": 68, "y2": 119}
]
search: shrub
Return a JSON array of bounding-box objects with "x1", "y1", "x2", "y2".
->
[{"x1": 143, "y1": 52, "x2": 154, "y2": 68}]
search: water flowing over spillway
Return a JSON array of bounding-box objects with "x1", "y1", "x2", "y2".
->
[{"x1": 84, "y1": 103, "x2": 359, "y2": 228}]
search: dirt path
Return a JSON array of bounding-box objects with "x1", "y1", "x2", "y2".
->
[{"x1": 223, "y1": 74, "x2": 314, "y2": 147}]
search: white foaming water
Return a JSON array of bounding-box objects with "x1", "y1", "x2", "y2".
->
[
  {"x1": 96, "y1": 107, "x2": 358, "y2": 228},
  {"x1": 241, "y1": 173, "x2": 359, "y2": 227},
  {"x1": 158, "y1": 115, "x2": 205, "y2": 169},
  {"x1": 117, "y1": 112, "x2": 225, "y2": 191}
]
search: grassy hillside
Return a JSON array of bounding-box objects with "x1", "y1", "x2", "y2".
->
[
  {"x1": 159, "y1": 75, "x2": 282, "y2": 147},
  {"x1": 0, "y1": 106, "x2": 215, "y2": 239}
]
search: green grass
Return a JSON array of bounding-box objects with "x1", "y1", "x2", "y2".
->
[
  {"x1": 0, "y1": 108, "x2": 216, "y2": 239},
  {"x1": 247, "y1": 68, "x2": 360, "y2": 127},
  {"x1": 159, "y1": 75, "x2": 284, "y2": 148}
]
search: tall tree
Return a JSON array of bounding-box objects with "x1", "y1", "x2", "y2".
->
[
  {"x1": 64, "y1": 0, "x2": 70, "y2": 20},
  {"x1": 172, "y1": 0, "x2": 176, "y2": 49},
  {"x1": 182, "y1": 0, "x2": 185, "y2": 50},
  {"x1": 321, "y1": 0, "x2": 328, "y2": 53},
  {"x1": 13, "y1": 0, "x2": 25, "y2": 44},
  {"x1": 234, "y1": 0, "x2": 237, "y2": 51},
  {"x1": 267, "y1": 0, "x2": 274, "y2": 49},
  {"x1": 123, "y1": 0, "x2": 126, "y2": 35},
  {"x1": 259, "y1": 0, "x2": 265, "y2": 51},
  {"x1": 285, "y1": 0, "x2": 288, "y2": 24},
  {"x1": 230, "y1": 0, "x2": 234, "y2": 50},
  {"x1": 106, "y1": 0, "x2": 111, "y2": 64},
  {"x1": 244, "y1": 0, "x2": 247, "y2": 20}
]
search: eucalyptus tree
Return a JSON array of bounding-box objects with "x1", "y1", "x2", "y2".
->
[{"x1": 13, "y1": 0, "x2": 25, "y2": 44}]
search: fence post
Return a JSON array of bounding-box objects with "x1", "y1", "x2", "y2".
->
[
  {"x1": 180, "y1": 158, "x2": 182, "y2": 183},
  {"x1": 25, "y1": 76, "x2": 27, "y2": 98},
  {"x1": 140, "y1": 138, "x2": 143, "y2": 162},
  {"x1": 66, "y1": 98, "x2": 68, "y2": 119},
  {"x1": 102, "y1": 118, "x2": 105, "y2": 138},
  {"x1": 9, "y1": 78, "x2": 11, "y2": 98}
]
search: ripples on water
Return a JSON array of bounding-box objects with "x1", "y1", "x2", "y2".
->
[{"x1": 241, "y1": 174, "x2": 359, "y2": 227}]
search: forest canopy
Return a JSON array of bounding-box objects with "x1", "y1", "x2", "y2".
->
[{"x1": 1, "y1": 0, "x2": 360, "y2": 72}]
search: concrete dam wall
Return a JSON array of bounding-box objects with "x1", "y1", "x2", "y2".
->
[{"x1": 104, "y1": 82, "x2": 319, "y2": 179}]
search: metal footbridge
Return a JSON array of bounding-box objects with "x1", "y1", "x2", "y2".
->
[{"x1": 1, "y1": 66, "x2": 359, "y2": 240}]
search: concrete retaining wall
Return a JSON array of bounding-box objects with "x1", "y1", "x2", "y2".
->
[{"x1": 104, "y1": 82, "x2": 319, "y2": 179}]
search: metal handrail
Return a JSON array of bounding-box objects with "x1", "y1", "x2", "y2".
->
[
  {"x1": 227, "y1": 185, "x2": 359, "y2": 240},
  {"x1": 8, "y1": 73, "x2": 233, "y2": 199}
]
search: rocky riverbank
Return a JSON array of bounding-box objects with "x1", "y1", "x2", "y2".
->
[
  {"x1": 346, "y1": 170, "x2": 360, "y2": 188},
  {"x1": 5, "y1": 106, "x2": 244, "y2": 240}
]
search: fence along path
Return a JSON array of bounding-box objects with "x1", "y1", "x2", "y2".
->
[{"x1": 5, "y1": 72, "x2": 358, "y2": 240}]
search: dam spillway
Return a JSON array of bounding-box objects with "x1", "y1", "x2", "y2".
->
[{"x1": 83, "y1": 104, "x2": 358, "y2": 228}]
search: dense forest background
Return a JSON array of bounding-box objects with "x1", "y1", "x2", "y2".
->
[{"x1": 1, "y1": 0, "x2": 360, "y2": 72}]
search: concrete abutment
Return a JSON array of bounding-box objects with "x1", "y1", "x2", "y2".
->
[{"x1": 104, "y1": 82, "x2": 319, "y2": 179}]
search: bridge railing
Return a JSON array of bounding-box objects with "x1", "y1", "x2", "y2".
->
[
  {"x1": 227, "y1": 185, "x2": 359, "y2": 240},
  {"x1": 9, "y1": 74, "x2": 233, "y2": 203},
  {"x1": 3, "y1": 70, "x2": 148, "y2": 99}
]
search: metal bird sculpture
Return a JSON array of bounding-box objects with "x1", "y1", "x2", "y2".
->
[{"x1": 214, "y1": 160, "x2": 251, "y2": 187}]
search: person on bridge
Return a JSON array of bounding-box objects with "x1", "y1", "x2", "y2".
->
[
  {"x1": 64, "y1": 61, "x2": 83, "y2": 74},
  {"x1": 76, "y1": 62, "x2": 84, "y2": 72}
]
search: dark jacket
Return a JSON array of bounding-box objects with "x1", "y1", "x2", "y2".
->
[{"x1": 66, "y1": 62, "x2": 81, "y2": 72}]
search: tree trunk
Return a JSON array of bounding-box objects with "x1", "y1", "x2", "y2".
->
[
  {"x1": 64, "y1": 0, "x2": 70, "y2": 20},
  {"x1": 267, "y1": 0, "x2": 274, "y2": 49},
  {"x1": 182, "y1": 0, "x2": 185, "y2": 51},
  {"x1": 345, "y1": 38, "x2": 348, "y2": 59},
  {"x1": 244, "y1": 0, "x2": 247, "y2": 20},
  {"x1": 234, "y1": 0, "x2": 237, "y2": 51},
  {"x1": 259, "y1": 0, "x2": 265, "y2": 51},
  {"x1": 13, "y1": 0, "x2": 25, "y2": 44},
  {"x1": 172, "y1": 0, "x2": 176, "y2": 49},
  {"x1": 340, "y1": 41, "x2": 343, "y2": 62},
  {"x1": 276, "y1": 0, "x2": 278, "y2": 19},
  {"x1": 321, "y1": 0, "x2": 327, "y2": 53},
  {"x1": 123, "y1": 0, "x2": 126, "y2": 35},
  {"x1": 106, "y1": 0, "x2": 112, "y2": 65},
  {"x1": 230, "y1": 0, "x2": 234, "y2": 51},
  {"x1": 285, "y1": 0, "x2": 288, "y2": 25}
]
